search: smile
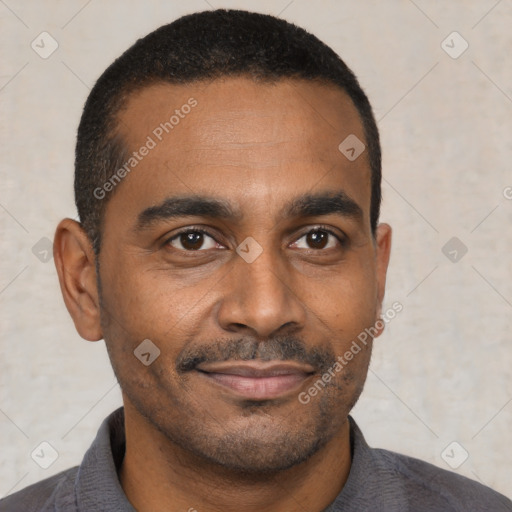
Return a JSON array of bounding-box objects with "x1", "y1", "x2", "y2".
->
[{"x1": 196, "y1": 361, "x2": 315, "y2": 400}]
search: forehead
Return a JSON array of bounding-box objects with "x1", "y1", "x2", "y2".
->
[{"x1": 108, "y1": 77, "x2": 371, "y2": 228}]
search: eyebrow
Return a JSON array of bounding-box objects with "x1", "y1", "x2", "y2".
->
[
  {"x1": 282, "y1": 191, "x2": 363, "y2": 222},
  {"x1": 134, "y1": 191, "x2": 363, "y2": 231},
  {"x1": 135, "y1": 196, "x2": 241, "y2": 231}
]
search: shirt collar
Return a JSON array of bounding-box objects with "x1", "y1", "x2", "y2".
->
[
  {"x1": 74, "y1": 407, "x2": 135, "y2": 511},
  {"x1": 71, "y1": 407, "x2": 407, "y2": 511},
  {"x1": 323, "y1": 416, "x2": 408, "y2": 511}
]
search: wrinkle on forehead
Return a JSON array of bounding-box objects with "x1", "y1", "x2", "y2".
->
[
  {"x1": 108, "y1": 77, "x2": 372, "y2": 230},
  {"x1": 117, "y1": 77, "x2": 364, "y2": 149}
]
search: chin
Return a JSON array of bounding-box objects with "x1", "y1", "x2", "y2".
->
[{"x1": 179, "y1": 427, "x2": 328, "y2": 475}]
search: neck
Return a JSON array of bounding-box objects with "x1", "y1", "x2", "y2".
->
[{"x1": 119, "y1": 401, "x2": 352, "y2": 512}]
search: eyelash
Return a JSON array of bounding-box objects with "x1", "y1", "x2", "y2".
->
[{"x1": 164, "y1": 225, "x2": 347, "y2": 251}]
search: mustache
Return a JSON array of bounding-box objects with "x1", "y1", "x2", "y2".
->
[{"x1": 175, "y1": 335, "x2": 335, "y2": 374}]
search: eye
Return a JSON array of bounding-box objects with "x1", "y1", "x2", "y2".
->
[
  {"x1": 167, "y1": 229, "x2": 220, "y2": 251},
  {"x1": 292, "y1": 228, "x2": 342, "y2": 250}
]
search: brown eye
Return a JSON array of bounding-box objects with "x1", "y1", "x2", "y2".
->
[
  {"x1": 168, "y1": 230, "x2": 218, "y2": 251},
  {"x1": 306, "y1": 231, "x2": 329, "y2": 249},
  {"x1": 293, "y1": 229, "x2": 339, "y2": 250}
]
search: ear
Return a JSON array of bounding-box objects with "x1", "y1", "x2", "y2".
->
[
  {"x1": 374, "y1": 223, "x2": 392, "y2": 334},
  {"x1": 53, "y1": 219, "x2": 103, "y2": 341}
]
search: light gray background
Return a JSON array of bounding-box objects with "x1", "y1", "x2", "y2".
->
[{"x1": 1, "y1": 0, "x2": 511, "y2": 501}]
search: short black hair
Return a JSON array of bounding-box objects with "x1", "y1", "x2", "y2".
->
[{"x1": 75, "y1": 9, "x2": 381, "y2": 253}]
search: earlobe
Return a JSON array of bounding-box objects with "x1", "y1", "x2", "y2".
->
[
  {"x1": 53, "y1": 219, "x2": 103, "y2": 342},
  {"x1": 374, "y1": 223, "x2": 392, "y2": 330}
]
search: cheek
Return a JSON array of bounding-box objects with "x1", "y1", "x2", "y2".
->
[
  {"x1": 100, "y1": 244, "x2": 378, "y2": 350},
  {"x1": 302, "y1": 261, "x2": 378, "y2": 337},
  {"x1": 100, "y1": 260, "x2": 209, "y2": 348}
]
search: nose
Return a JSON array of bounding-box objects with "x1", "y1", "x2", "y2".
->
[{"x1": 216, "y1": 248, "x2": 307, "y2": 339}]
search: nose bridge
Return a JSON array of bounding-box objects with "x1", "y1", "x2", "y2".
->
[
  {"x1": 217, "y1": 242, "x2": 305, "y2": 338},
  {"x1": 243, "y1": 245, "x2": 287, "y2": 302}
]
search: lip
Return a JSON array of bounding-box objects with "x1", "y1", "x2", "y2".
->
[{"x1": 196, "y1": 361, "x2": 315, "y2": 400}]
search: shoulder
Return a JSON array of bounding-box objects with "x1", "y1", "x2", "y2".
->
[
  {"x1": 372, "y1": 447, "x2": 512, "y2": 512},
  {"x1": 0, "y1": 467, "x2": 78, "y2": 512}
]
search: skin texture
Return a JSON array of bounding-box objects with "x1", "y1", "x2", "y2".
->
[{"x1": 54, "y1": 77, "x2": 392, "y2": 512}]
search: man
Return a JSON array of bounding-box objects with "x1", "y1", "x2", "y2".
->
[{"x1": 1, "y1": 8, "x2": 510, "y2": 512}]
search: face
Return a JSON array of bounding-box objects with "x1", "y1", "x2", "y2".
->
[{"x1": 92, "y1": 78, "x2": 391, "y2": 473}]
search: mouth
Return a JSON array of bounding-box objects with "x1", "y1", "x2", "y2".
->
[{"x1": 196, "y1": 361, "x2": 315, "y2": 401}]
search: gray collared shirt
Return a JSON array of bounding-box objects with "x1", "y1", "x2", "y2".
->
[{"x1": 1, "y1": 407, "x2": 511, "y2": 511}]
